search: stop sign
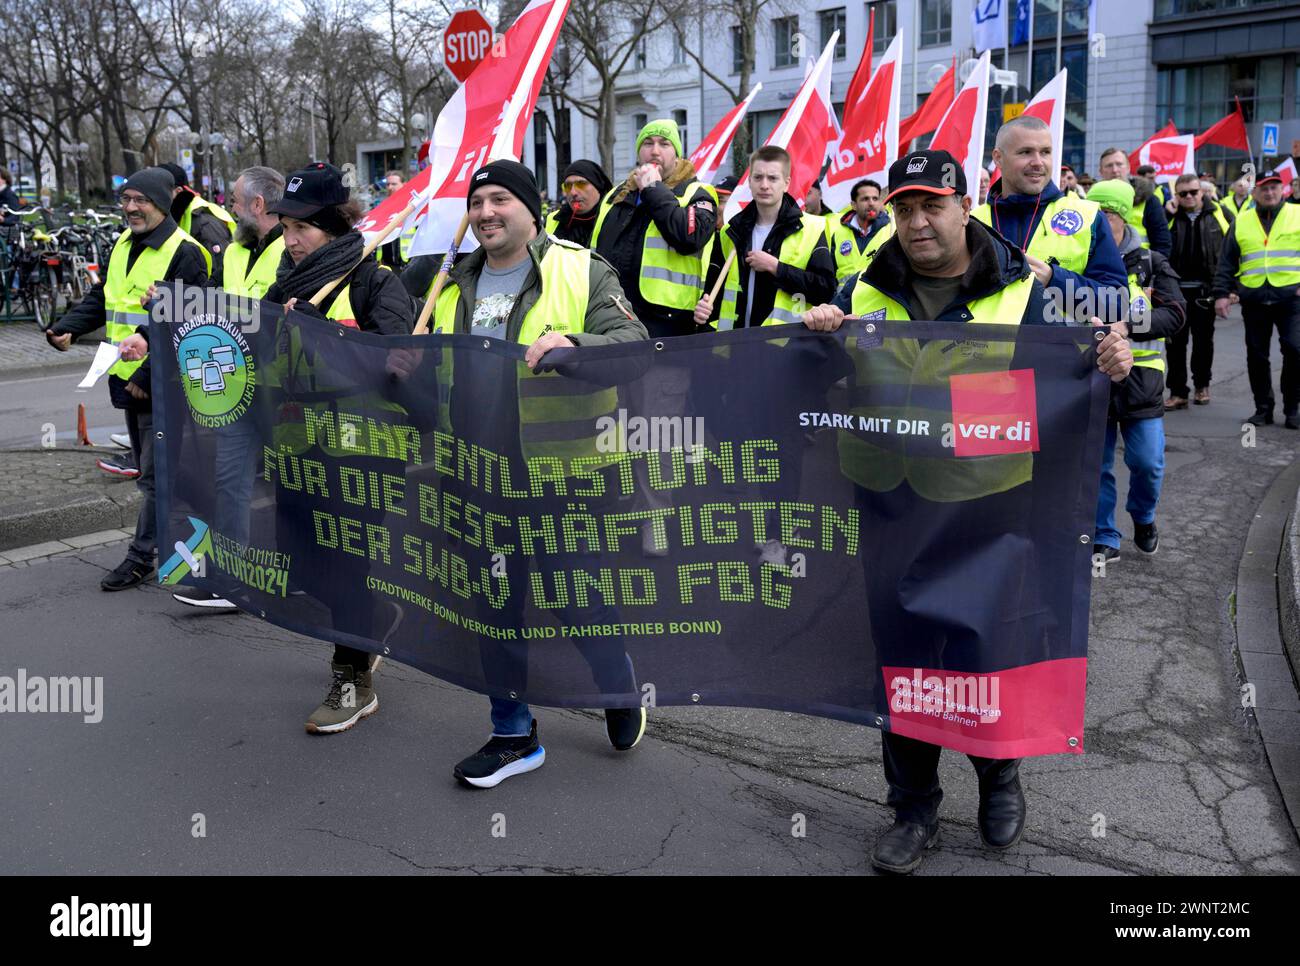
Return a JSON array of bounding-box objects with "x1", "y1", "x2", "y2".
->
[{"x1": 443, "y1": 9, "x2": 495, "y2": 84}]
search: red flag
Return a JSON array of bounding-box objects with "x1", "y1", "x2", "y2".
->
[
  {"x1": 688, "y1": 84, "x2": 762, "y2": 185},
  {"x1": 1274, "y1": 157, "x2": 1296, "y2": 188},
  {"x1": 929, "y1": 51, "x2": 990, "y2": 204},
  {"x1": 1129, "y1": 122, "x2": 1179, "y2": 171},
  {"x1": 1136, "y1": 134, "x2": 1196, "y2": 185},
  {"x1": 842, "y1": 6, "x2": 875, "y2": 125},
  {"x1": 401, "y1": 0, "x2": 570, "y2": 257},
  {"x1": 899, "y1": 59, "x2": 956, "y2": 146},
  {"x1": 725, "y1": 33, "x2": 838, "y2": 220},
  {"x1": 1195, "y1": 99, "x2": 1249, "y2": 152},
  {"x1": 823, "y1": 32, "x2": 903, "y2": 210}
]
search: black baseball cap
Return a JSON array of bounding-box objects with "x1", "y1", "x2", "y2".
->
[
  {"x1": 714, "y1": 174, "x2": 739, "y2": 196},
  {"x1": 269, "y1": 162, "x2": 350, "y2": 218},
  {"x1": 885, "y1": 150, "x2": 966, "y2": 203},
  {"x1": 1257, "y1": 169, "x2": 1284, "y2": 186}
]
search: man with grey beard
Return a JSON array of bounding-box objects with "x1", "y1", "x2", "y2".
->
[{"x1": 218, "y1": 166, "x2": 286, "y2": 297}]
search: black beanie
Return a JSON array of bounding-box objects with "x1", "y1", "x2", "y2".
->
[
  {"x1": 468, "y1": 159, "x2": 542, "y2": 227},
  {"x1": 159, "y1": 162, "x2": 189, "y2": 188},
  {"x1": 122, "y1": 167, "x2": 176, "y2": 213},
  {"x1": 561, "y1": 159, "x2": 612, "y2": 197}
]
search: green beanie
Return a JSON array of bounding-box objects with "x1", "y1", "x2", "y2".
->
[
  {"x1": 636, "y1": 119, "x2": 683, "y2": 160},
  {"x1": 1087, "y1": 179, "x2": 1135, "y2": 219}
]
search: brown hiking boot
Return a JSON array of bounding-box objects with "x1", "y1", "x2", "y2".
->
[
  {"x1": 306, "y1": 662, "x2": 378, "y2": 734},
  {"x1": 1193, "y1": 388, "x2": 1210, "y2": 405},
  {"x1": 1164, "y1": 395, "x2": 1188, "y2": 411}
]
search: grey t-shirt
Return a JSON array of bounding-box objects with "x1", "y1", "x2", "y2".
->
[
  {"x1": 908, "y1": 273, "x2": 964, "y2": 321},
  {"x1": 471, "y1": 255, "x2": 533, "y2": 339}
]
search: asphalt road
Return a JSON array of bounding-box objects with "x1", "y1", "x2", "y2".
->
[
  {"x1": 0, "y1": 367, "x2": 123, "y2": 450},
  {"x1": 1, "y1": 316, "x2": 1299, "y2": 875}
]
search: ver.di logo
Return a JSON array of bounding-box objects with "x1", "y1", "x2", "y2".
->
[{"x1": 173, "y1": 314, "x2": 256, "y2": 428}]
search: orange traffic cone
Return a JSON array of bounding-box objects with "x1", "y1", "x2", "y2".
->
[{"x1": 76, "y1": 403, "x2": 92, "y2": 446}]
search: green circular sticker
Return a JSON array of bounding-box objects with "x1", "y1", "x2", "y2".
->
[{"x1": 174, "y1": 318, "x2": 256, "y2": 428}]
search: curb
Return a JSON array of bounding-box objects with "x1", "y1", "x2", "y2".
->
[
  {"x1": 0, "y1": 449, "x2": 141, "y2": 552},
  {"x1": 1236, "y1": 456, "x2": 1300, "y2": 841},
  {"x1": 0, "y1": 357, "x2": 97, "y2": 382}
]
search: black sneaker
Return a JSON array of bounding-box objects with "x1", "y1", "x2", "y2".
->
[
  {"x1": 453, "y1": 719, "x2": 545, "y2": 788},
  {"x1": 605, "y1": 707, "x2": 647, "y2": 750},
  {"x1": 1247, "y1": 408, "x2": 1274, "y2": 427},
  {"x1": 1133, "y1": 522, "x2": 1159, "y2": 555},
  {"x1": 96, "y1": 454, "x2": 139, "y2": 479},
  {"x1": 101, "y1": 558, "x2": 154, "y2": 592},
  {"x1": 172, "y1": 588, "x2": 238, "y2": 611},
  {"x1": 1095, "y1": 544, "x2": 1120, "y2": 564},
  {"x1": 1285, "y1": 411, "x2": 1300, "y2": 430}
]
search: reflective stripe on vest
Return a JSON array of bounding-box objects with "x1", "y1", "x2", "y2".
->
[
  {"x1": 716, "y1": 213, "x2": 825, "y2": 329},
  {"x1": 840, "y1": 276, "x2": 1035, "y2": 502},
  {"x1": 1125, "y1": 274, "x2": 1164, "y2": 373},
  {"x1": 432, "y1": 242, "x2": 622, "y2": 472},
  {"x1": 973, "y1": 195, "x2": 1097, "y2": 274},
  {"x1": 104, "y1": 226, "x2": 202, "y2": 380},
  {"x1": 222, "y1": 235, "x2": 285, "y2": 299},
  {"x1": 590, "y1": 180, "x2": 718, "y2": 310},
  {"x1": 1234, "y1": 204, "x2": 1300, "y2": 289}
]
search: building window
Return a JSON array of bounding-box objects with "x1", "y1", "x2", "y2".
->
[
  {"x1": 732, "y1": 25, "x2": 744, "y2": 74},
  {"x1": 867, "y1": 0, "x2": 897, "y2": 55},
  {"x1": 1033, "y1": 0, "x2": 1088, "y2": 39},
  {"x1": 674, "y1": 109, "x2": 689, "y2": 155},
  {"x1": 1158, "y1": 57, "x2": 1286, "y2": 133},
  {"x1": 672, "y1": 26, "x2": 686, "y2": 66},
  {"x1": 633, "y1": 113, "x2": 648, "y2": 141},
  {"x1": 919, "y1": 0, "x2": 950, "y2": 47},
  {"x1": 820, "y1": 8, "x2": 846, "y2": 60},
  {"x1": 556, "y1": 108, "x2": 571, "y2": 177},
  {"x1": 1024, "y1": 43, "x2": 1088, "y2": 176},
  {"x1": 773, "y1": 16, "x2": 799, "y2": 69},
  {"x1": 635, "y1": 16, "x2": 647, "y2": 70}
]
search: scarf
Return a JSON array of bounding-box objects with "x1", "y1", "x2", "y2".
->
[{"x1": 272, "y1": 231, "x2": 365, "y2": 303}]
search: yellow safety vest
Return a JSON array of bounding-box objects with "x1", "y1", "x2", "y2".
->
[
  {"x1": 432, "y1": 242, "x2": 621, "y2": 472},
  {"x1": 973, "y1": 194, "x2": 1097, "y2": 274},
  {"x1": 104, "y1": 226, "x2": 205, "y2": 381},
  {"x1": 1123, "y1": 270, "x2": 1163, "y2": 373},
  {"x1": 1124, "y1": 200, "x2": 1150, "y2": 249},
  {"x1": 590, "y1": 180, "x2": 718, "y2": 310},
  {"x1": 179, "y1": 195, "x2": 236, "y2": 237},
  {"x1": 715, "y1": 212, "x2": 825, "y2": 329},
  {"x1": 826, "y1": 208, "x2": 876, "y2": 284},
  {"x1": 222, "y1": 235, "x2": 285, "y2": 299},
  {"x1": 863, "y1": 217, "x2": 895, "y2": 259},
  {"x1": 839, "y1": 275, "x2": 1035, "y2": 503},
  {"x1": 1223, "y1": 194, "x2": 1252, "y2": 219},
  {"x1": 544, "y1": 210, "x2": 560, "y2": 236},
  {"x1": 1233, "y1": 203, "x2": 1300, "y2": 289}
]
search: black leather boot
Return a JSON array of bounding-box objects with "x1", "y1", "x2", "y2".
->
[
  {"x1": 978, "y1": 775, "x2": 1026, "y2": 849},
  {"x1": 871, "y1": 817, "x2": 940, "y2": 874}
]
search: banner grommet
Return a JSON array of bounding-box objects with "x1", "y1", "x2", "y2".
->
[
  {"x1": 483, "y1": 339, "x2": 491, "y2": 349},
  {"x1": 1067, "y1": 737, "x2": 1079, "y2": 747},
  {"x1": 865, "y1": 324, "x2": 876, "y2": 334},
  {"x1": 654, "y1": 341, "x2": 665, "y2": 351},
  {"x1": 1078, "y1": 534, "x2": 1090, "y2": 544},
  {"x1": 155, "y1": 432, "x2": 164, "y2": 439},
  {"x1": 690, "y1": 692, "x2": 700, "y2": 702}
]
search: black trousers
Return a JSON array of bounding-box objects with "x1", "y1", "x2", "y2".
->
[
  {"x1": 883, "y1": 731, "x2": 1020, "y2": 824},
  {"x1": 1166, "y1": 297, "x2": 1215, "y2": 398},
  {"x1": 1241, "y1": 298, "x2": 1300, "y2": 413}
]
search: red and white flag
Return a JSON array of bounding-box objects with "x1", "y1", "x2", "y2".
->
[
  {"x1": 724, "y1": 33, "x2": 838, "y2": 221},
  {"x1": 688, "y1": 84, "x2": 762, "y2": 185},
  {"x1": 823, "y1": 31, "x2": 904, "y2": 212},
  {"x1": 1136, "y1": 134, "x2": 1195, "y2": 185},
  {"x1": 1128, "y1": 122, "x2": 1178, "y2": 172},
  {"x1": 1020, "y1": 68, "x2": 1067, "y2": 188},
  {"x1": 387, "y1": 0, "x2": 570, "y2": 258},
  {"x1": 1274, "y1": 156, "x2": 1297, "y2": 188},
  {"x1": 929, "y1": 50, "x2": 990, "y2": 204}
]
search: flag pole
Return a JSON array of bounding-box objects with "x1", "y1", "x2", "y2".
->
[
  {"x1": 1055, "y1": 0, "x2": 1063, "y2": 74},
  {"x1": 309, "y1": 198, "x2": 419, "y2": 307},
  {"x1": 1026, "y1": 0, "x2": 1034, "y2": 94},
  {"x1": 413, "y1": 212, "x2": 471, "y2": 335}
]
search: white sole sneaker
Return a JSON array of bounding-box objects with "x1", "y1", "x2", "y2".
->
[
  {"x1": 110, "y1": 432, "x2": 130, "y2": 449},
  {"x1": 457, "y1": 747, "x2": 546, "y2": 788},
  {"x1": 304, "y1": 693, "x2": 379, "y2": 734},
  {"x1": 172, "y1": 592, "x2": 238, "y2": 611}
]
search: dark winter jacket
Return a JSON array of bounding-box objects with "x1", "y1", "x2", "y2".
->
[
  {"x1": 266, "y1": 236, "x2": 414, "y2": 336},
  {"x1": 702, "y1": 192, "x2": 837, "y2": 328},
  {"x1": 1167, "y1": 197, "x2": 1229, "y2": 292},
  {"x1": 547, "y1": 200, "x2": 599, "y2": 248},
  {"x1": 51, "y1": 216, "x2": 209, "y2": 411},
  {"x1": 1113, "y1": 225, "x2": 1186, "y2": 421},
  {"x1": 172, "y1": 189, "x2": 232, "y2": 281}
]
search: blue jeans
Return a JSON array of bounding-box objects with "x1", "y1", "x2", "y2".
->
[
  {"x1": 1095, "y1": 417, "x2": 1165, "y2": 549},
  {"x1": 490, "y1": 698, "x2": 534, "y2": 738}
]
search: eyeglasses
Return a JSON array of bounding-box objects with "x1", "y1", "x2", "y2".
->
[
  {"x1": 118, "y1": 193, "x2": 152, "y2": 209},
  {"x1": 1177, "y1": 190, "x2": 1201, "y2": 198},
  {"x1": 562, "y1": 179, "x2": 591, "y2": 193}
]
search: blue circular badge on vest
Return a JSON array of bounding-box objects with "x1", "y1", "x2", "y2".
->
[
  {"x1": 839, "y1": 240, "x2": 853, "y2": 256},
  {"x1": 1050, "y1": 209, "x2": 1084, "y2": 235}
]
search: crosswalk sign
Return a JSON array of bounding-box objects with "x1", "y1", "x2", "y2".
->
[{"x1": 1262, "y1": 123, "x2": 1279, "y2": 156}]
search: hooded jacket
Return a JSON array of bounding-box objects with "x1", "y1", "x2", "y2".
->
[
  {"x1": 832, "y1": 218, "x2": 1061, "y2": 327},
  {"x1": 980, "y1": 178, "x2": 1128, "y2": 322},
  {"x1": 1113, "y1": 225, "x2": 1186, "y2": 420},
  {"x1": 702, "y1": 192, "x2": 837, "y2": 327},
  {"x1": 591, "y1": 157, "x2": 717, "y2": 337}
]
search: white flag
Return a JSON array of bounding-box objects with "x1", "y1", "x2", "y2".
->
[{"x1": 971, "y1": 0, "x2": 1007, "y2": 54}]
